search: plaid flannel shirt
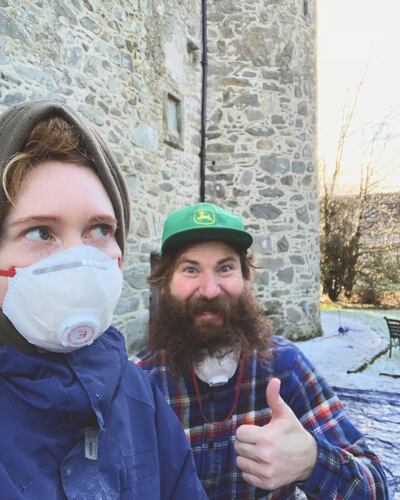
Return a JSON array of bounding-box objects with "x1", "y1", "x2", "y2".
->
[{"x1": 134, "y1": 336, "x2": 388, "y2": 499}]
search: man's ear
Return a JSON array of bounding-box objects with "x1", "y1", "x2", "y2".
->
[
  {"x1": 247, "y1": 267, "x2": 256, "y2": 285},
  {"x1": 243, "y1": 276, "x2": 254, "y2": 290}
]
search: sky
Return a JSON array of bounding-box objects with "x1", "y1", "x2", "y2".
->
[{"x1": 317, "y1": 0, "x2": 400, "y2": 193}]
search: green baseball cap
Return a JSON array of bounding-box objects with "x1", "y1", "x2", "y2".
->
[{"x1": 161, "y1": 202, "x2": 253, "y2": 255}]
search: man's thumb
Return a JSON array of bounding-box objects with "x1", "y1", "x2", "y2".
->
[{"x1": 266, "y1": 377, "x2": 289, "y2": 417}]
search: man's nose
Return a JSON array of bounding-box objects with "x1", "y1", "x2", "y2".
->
[{"x1": 198, "y1": 272, "x2": 221, "y2": 299}]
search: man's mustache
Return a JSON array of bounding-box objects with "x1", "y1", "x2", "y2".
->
[{"x1": 187, "y1": 296, "x2": 231, "y2": 317}]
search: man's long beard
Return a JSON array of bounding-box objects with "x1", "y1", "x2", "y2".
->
[{"x1": 147, "y1": 288, "x2": 272, "y2": 376}]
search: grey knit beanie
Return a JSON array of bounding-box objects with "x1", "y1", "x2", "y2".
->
[{"x1": 0, "y1": 100, "x2": 130, "y2": 254}]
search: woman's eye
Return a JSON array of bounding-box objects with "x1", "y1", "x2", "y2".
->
[
  {"x1": 90, "y1": 224, "x2": 112, "y2": 238},
  {"x1": 25, "y1": 227, "x2": 51, "y2": 241}
]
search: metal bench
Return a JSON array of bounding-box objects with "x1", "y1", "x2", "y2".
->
[{"x1": 384, "y1": 317, "x2": 400, "y2": 357}]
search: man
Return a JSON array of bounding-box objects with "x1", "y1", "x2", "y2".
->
[
  {"x1": 0, "y1": 101, "x2": 206, "y2": 499},
  {"x1": 135, "y1": 202, "x2": 388, "y2": 499}
]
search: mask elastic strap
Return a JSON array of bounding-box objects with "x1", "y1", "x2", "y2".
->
[
  {"x1": 0, "y1": 267, "x2": 16, "y2": 277},
  {"x1": 191, "y1": 357, "x2": 244, "y2": 426}
]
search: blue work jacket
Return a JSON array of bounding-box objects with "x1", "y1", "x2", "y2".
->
[{"x1": 0, "y1": 326, "x2": 206, "y2": 499}]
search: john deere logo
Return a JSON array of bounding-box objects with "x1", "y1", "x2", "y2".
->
[{"x1": 193, "y1": 208, "x2": 216, "y2": 225}]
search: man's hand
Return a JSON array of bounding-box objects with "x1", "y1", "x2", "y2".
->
[{"x1": 235, "y1": 377, "x2": 318, "y2": 491}]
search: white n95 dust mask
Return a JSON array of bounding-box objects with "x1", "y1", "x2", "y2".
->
[
  {"x1": 1, "y1": 245, "x2": 123, "y2": 353},
  {"x1": 193, "y1": 349, "x2": 240, "y2": 387}
]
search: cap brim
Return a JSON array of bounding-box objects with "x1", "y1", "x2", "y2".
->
[{"x1": 162, "y1": 227, "x2": 253, "y2": 255}]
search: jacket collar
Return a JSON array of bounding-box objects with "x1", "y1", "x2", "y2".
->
[
  {"x1": 65, "y1": 327, "x2": 126, "y2": 430},
  {"x1": 0, "y1": 326, "x2": 126, "y2": 430},
  {"x1": 0, "y1": 310, "x2": 37, "y2": 354}
]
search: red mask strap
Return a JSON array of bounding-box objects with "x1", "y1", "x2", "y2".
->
[{"x1": 0, "y1": 266, "x2": 16, "y2": 277}]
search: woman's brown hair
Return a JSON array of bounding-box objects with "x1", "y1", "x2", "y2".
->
[{"x1": 2, "y1": 117, "x2": 92, "y2": 214}]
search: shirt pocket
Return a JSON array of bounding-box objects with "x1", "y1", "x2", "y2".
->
[{"x1": 122, "y1": 450, "x2": 160, "y2": 498}]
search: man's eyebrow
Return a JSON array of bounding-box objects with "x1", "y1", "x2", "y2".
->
[
  {"x1": 216, "y1": 256, "x2": 238, "y2": 265},
  {"x1": 176, "y1": 257, "x2": 199, "y2": 266},
  {"x1": 176, "y1": 255, "x2": 238, "y2": 266}
]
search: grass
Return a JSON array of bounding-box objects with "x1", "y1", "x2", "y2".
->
[{"x1": 320, "y1": 291, "x2": 400, "y2": 310}]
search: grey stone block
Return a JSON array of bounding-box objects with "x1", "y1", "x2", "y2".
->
[
  {"x1": 278, "y1": 267, "x2": 294, "y2": 284},
  {"x1": 250, "y1": 203, "x2": 283, "y2": 220}
]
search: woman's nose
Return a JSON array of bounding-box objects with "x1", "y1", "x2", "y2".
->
[{"x1": 62, "y1": 233, "x2": 85, "y2": 250}]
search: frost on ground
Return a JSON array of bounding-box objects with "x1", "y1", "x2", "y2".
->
[
  {"x1": 296, "y1": 309, "x2": 400, "y2": 392},
  {"x1": 296, "y1": 309, "x2": 400, "y2": 496}
]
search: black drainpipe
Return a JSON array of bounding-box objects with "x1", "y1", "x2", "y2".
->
[{"x1": 199, "y1": 0, "x2": 208, "y2": 202}]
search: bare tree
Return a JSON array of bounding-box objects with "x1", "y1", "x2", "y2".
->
[{"x1": 320, "y1": 85, "x2": 399, "y2": 302}]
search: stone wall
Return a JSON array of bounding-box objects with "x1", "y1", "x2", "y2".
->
[
  {"x1": 205, "y1": 0, "x2": 320, "y2": 339},
  {"x1": 0, "y1": 0, "x2": 320, "y2": 349},
  {"x1": 0, "y1": 0, "x2": 203, "y2": 351}
]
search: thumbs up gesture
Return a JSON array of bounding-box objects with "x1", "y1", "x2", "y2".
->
[{"x1": 235, "y1": 378, "x2": 318, "y2": 491}]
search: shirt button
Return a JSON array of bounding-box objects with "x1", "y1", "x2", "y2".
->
[
  {"x1": 64, "y1": 412, "x2": 75, "y2": 422},
  {"x1": 208, "y1": 442, "x2": 214, "y2": 449}
]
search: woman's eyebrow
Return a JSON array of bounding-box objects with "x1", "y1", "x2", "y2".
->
[
  {"x1": 87, "y1": 215, "x2": 118, "y2": 227},
  {"x1": 8, "y1": 215, "x2": 62, "y2": 228}
]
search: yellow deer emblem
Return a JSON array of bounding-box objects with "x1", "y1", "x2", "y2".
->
[{"x1": 193, "y1": 208, "x2": 216, "y2": 225}]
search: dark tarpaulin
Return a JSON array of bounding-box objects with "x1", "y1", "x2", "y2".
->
[{"x1": 334, "y1": 386, "x2": 400, "y2": 497}]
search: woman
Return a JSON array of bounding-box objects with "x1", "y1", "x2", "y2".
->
[{"x1": 0, "y1": 100, "x2": 206, "y2": 499}]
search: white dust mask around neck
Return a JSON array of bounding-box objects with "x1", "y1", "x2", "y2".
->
[
  {"x1": 2, "y1": 245, "x2": 123, "y2": 353},
  {"x1": 193, "y1": 349, "x2": 240, "y2": 387}
]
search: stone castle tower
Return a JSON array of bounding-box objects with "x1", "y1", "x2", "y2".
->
[{"x1": 0, "y1": 0, "x2": 319, "y2": 351}]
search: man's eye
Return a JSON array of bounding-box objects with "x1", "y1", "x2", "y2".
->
[
  {"x1": 183, "y1": 266, "x2": 197, "y2": 274},
  {"x1": 219, "y1": 264, "x2": 233, "y2": 273},
  {"x1": 25, "y1": 227, "x2": 51, "y2": 241}
]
